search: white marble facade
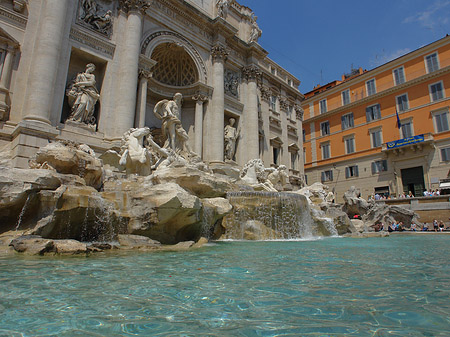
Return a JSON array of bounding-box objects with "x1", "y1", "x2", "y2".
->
[{"x1": 0, "y1": 0, "x2": 304, "y2": 185}]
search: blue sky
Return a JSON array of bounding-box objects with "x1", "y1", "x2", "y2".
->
[{"x1": 241, "y1": 0, "x2": 450, "y2": 93}]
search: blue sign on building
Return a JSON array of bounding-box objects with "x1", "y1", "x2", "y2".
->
[{"x1": 386, "y1": 134, "x2": 425, "y2": 149}]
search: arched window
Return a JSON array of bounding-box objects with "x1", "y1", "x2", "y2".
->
[{"x1": 151, "y1": 43, "x2": 198, "y2": 87}]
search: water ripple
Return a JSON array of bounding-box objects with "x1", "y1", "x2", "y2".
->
[{"x1": 0, "y1": 236, "x2": 449, "y2": 336}]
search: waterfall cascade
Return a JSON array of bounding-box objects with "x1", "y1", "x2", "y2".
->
[{"x1": 223, "y1": 191, "x2": 337, "y2": 240}]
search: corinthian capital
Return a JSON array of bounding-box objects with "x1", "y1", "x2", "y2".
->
[
  {"x1": 259, "y1": 86, "x2": 271, "y2": 102},
  {"x1": 211, "y1": 45, "x2": 228, "y2": 62},
  {"x1": 294, "y1": 104, "x2": 304, "y2": 121},
  {"x1": 119, "y1": 0, "x2": 151, "y2": 14},
  {"x1": 242, "y1": 64, "x2": 261, "y2": 81}
]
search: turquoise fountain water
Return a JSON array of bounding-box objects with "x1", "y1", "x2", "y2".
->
[{"x1": 1, "y1": 235, "x2": 449, "y2": 336}]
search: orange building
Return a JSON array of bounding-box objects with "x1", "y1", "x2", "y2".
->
[{"x1": 301, "y1": 36, "x2": 450, "y2": 201}]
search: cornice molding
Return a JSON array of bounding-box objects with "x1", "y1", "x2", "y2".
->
[
  {"x1": 69, "y1": 27, "x2": 116, "y2": 58},
  {"x1": 0, "y1": 6, "x2": 26, "y2": 29}
]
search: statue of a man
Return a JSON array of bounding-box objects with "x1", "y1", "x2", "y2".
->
[
  {"x1": 154, "y1": 93, "x2": 194, "y2": 155},
  {"x1": 66, "y1": 63, "x2": 100, "y2": 125},
  {"x1": 248, "y1": 15, "x2": 262, "y2": 43},
  {"x1": 216, "y1": 0, "x2": 230, "y2": 18},
  {"x1": 224, "y1": 117, "x2": 239, "y2": 161}
]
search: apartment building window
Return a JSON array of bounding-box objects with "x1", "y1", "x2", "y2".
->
[
  {"x1": 401, "y1": 119, "x2": 414, "y2": 138},
  {"x1": 302, "y1": 128, "x2": 306, "y2": 142},
  {"x1": 366, "y1": 104, "x2": 381, "y2": 122},
  {"x1": 321, "y1": 170, "x2": 333, "y2": 182},
  {"x1": 341, "y1": 112, "x2": 354, "y2": 130},
  {"x1": 441, "y1": 147, "x2": 450, "y2": 161},
  {"x1": 320, "y1": 121, "x2": 330, "y2": 136},
  {"x1": 370, "y1": 128, "x2": 383, "y2": 148},
  {"x1": 366, "y1": 79, "x2": 376, "y2": 96},
  {"x1": 396, "y1": 93, "x2": 409, "y2": 112},
  {"x1": 371, "y1": 160, "x2": 388, "y2": 174},
  {"x1": 393, "y1": 66, "x2": 406, "y2": 85},
  {"x1": 425, "y1": 52, "x2": 439, "y2": 73},
  {"x1": 321, "y1": 142, "x2": 331, "y2": 160},
  {"x1": 270, "y1": 95, "x2": 277, "y2": 111},
  {"x1": 303, "y1": 148, "x2": 306, "y2": 164},
  {"x1": 342, "y1": 89, "x2": 350, "y2": 105},
  {"x1": 345, "y1": 165, "x2": 359, "y2": 178},
  {"x1": 319, "y1": 99, "x2": 327, "y2": 114},
  {"x1": 429, "y1": 81, "x2": 445, "y2": 102},
  {"x1": 288, "y1": 79, "x2": 292, "y2": 86},
  {"x1": 271, "y1": 66, "x2": 276, "y2": 75},
  {"x1": 344, "y1": 135, "x2": 355, "y2": 154},
  {"x1": 433, "y1": 109, "x2": 449, "y2": 133}
]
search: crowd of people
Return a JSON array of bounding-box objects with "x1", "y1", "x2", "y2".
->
[
  {"x1": 371, "y1": 218, "x2": 449, "y2": 232},
  {"x1": 370, "y1": 189, "x2": 443, "y2": 200}
]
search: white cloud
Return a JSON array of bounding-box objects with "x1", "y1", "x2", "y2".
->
[
  {"x1": 402, "y1": 0, "x2": 450, "y2": 29},
  {"x1": 371, "y1": 48, "x2": 412, "y2": 67}
]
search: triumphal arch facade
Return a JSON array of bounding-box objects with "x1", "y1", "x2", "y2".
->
[{"x1": 0, "y1": 0, "x2": 304, "y2": 184}]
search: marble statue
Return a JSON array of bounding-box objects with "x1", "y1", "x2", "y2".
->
[
  {"x1": 80, "y1": 0, "x2": 97, "y2": 23},
  {"x1": 267, "y1": 165, "x2": 289, "y2": 190},
  {"x1": 240, "y1": 159, "x2": 267, "y2": 184},
  {"x1": 224, "y1": 117, "x2": 239, "y2": 161},
  {"x1": 66, "y1": 63, "x2": 100, "y2": 125},
  {"x1": 216, "y1": 0, "x2": 230, "y2": 18},
  {"x1": 153, "y1": 93, "x2": 195, "y2": 156},
  {"x1": 248, "y1": 14, "x2": 262, "y2": 43},
  {"x1": 118, "y1": 127, "x2": 153, "y2": 176},
  {"x1": 91, "y1": 10, "x2": 112, "y2": 34}
]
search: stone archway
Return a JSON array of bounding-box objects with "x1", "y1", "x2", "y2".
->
[{"x1": 141, "y1": 31, "x2": 207, "y2": 84}]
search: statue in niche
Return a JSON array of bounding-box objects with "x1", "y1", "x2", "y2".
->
[
  {"x1": 248, "y1": 14, "x2": 262, "y2": 44},
  {"x1": 224, "y1": 117, "x2": 240, "y2": 161},
  {"x1": 216, "y1": 0, "x2": 231, "y2": 18},
  {"x1": 153, "y1": 93, "x2": 195, "y2": 156},
  {"x1": 79, "y1": 0, "x2": 113, "y2": 35},
  {"x1": 66, "y1": 63, "x2": 100, "y2": 126}
]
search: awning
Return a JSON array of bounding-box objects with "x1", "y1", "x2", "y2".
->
[{"x1": 439, "y1": 182, "x2": 450, "y2": 189}]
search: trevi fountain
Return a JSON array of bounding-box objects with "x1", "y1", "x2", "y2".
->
[{"x1": 0, "y1": 0, "x2": 448, "y2": 335}]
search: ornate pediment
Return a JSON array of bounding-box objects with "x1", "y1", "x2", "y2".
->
[{"x1": 0, "y1": 26, "x2": 19, "y2": 48}]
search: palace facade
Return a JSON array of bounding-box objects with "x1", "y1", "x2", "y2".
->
[
  {"x1": 0, "y1": 0, "x2": 304, "y2": 184},
  {"x1": 302, "y1": 36, "x2": 450, "y2": 201}
]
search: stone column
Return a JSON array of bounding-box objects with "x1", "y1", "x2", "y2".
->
[
  {"x1": 208, "y1": 45, "x2": 228, "y2": 162},
  {"x1": 135, "y1": 69, "x2": 151, "y2": 128},
  {"x1": 192, "y1": 93, "x2": 208, "y2": 157},
  {"x1": 0, "y1": 47, "x2": 15, "y2": 120},
  {"x1": 22, "y1": 0, "x2": 70, "y2": 124},
  {"x1": 242, "y1": 64, "x2": 261, "y2": 162},
  {"x1": 115, "y1": 0, "x2": 150, "y2": 135}
]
